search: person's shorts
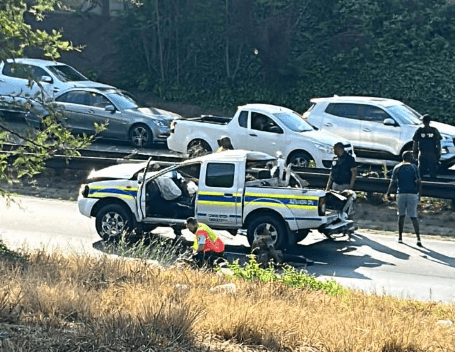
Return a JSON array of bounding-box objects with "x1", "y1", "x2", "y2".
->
[{"x1": 396, "y1": 193, "x2": 419, "y2": 218}]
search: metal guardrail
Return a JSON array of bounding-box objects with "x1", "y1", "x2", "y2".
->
[
  {"x1": 2, "y1": 142, "x2": 455, "y2": 202},
  {"x1": 295, "y1": 170, "x2": 455, "y2": 201}
]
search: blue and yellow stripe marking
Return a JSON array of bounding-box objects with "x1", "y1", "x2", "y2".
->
[
  {"x1": 88, "y1": 186, "x2": 138, "y2": 200},
  {"x1": 198, "y1": 191, "x2": 241, "y2": 207},
  {"x1": 245, "y1": 192, "x2": 318, "y2": 210},
  {"x1": 197, "y1": 191, "x2": 319, "y2": 210}
]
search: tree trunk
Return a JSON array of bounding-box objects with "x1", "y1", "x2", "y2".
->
[
  {"x1": 101, "y1": 0, "x2": 109, "y2": 18},
  {"x1": 155, "y1": 0, "x2": 165, "y2": 82}
]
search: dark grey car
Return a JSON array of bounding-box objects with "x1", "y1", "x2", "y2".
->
[{"x1": 26, "y1": 88, "x2": 180, "y2": 147}]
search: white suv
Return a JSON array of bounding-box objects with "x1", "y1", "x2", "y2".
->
[
  {"x1": 303, "y1": 96, "x2": 455, "y2": 168},
  {"x1": 0, "y1": 58, "x2": 113, "y2": 115}
]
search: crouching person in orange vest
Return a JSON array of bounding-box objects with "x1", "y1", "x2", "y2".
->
[{"x1": 185, "y1": 217, "x2": 225, "y2": 268}]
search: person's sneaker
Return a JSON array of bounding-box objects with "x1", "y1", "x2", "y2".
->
[
  {"x1": 417, "y1": 241, "x2": 423, "y2": 247},
  {"x1": 398, "y1": 238, "x2": 403, "y2": 244}
]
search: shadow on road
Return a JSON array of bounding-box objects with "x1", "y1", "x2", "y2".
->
[
  {"x1": 90, "y1": 229, "x2": 414, "y2": 282},
  {"x1": 291, "y1": 232, "x2": 411, "y2": 280},
  {"x1": 404, "y1": 243, "x2": 455, "y2": 268}
]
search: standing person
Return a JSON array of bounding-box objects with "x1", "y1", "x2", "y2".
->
[
  {"x1": 185, "y1": 217, "x2": 225, "y2": 267},
  {"x1": 325, "y1": 142, "x2": 357, "y2": 218},
  {"x1": 216, "y1": 136, "x2": 234, "y2": 153},
  {"x1": 386, "y1": 151, "x2": 422, "y2": 247},
  {"x1": 326, "y1": 142, "x2": 357, "y2": 191},
  {"x1": 412, "y1": 115, "x2": 442, "y2": 179}
]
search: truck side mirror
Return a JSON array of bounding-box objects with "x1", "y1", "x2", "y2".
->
[{"x1": 137, "y1": 173, "x2": 144, "y2": 184}]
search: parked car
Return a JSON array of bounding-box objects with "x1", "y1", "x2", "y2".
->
[
  {"x1": 303, "y1": 96, "x2": 455, "y2": 168},
  {"x1": 78, "y1": 150, "x2": 354, "y2": 248},
  {"x1": 26, "y1": 88, "x2": 180, "y2": 147},
  {"x1": 0, "y1": 58, "x2": 114, "y2": 118},
  {"x1": 167, "y1": 103, "x2": 355, "y2": 169}
]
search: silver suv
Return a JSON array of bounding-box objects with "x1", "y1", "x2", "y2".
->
[{"x1": 303, "y1": 96, "x2": 455, "y2": 168}]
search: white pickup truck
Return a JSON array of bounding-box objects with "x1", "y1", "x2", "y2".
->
[
  {"x1": 78, "y1": 150, "x2": 353, "y2": 249},
  {"x1": 167, "y1": 104, "x2": 355, "y2": 169}
]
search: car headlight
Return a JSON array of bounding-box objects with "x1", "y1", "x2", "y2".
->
[
  {"x1": 315, "y1": 142, "x2": 333, "y2": 154},
  {"x1": 153, "y1": 119, "x2": 168, "y2": 128}
]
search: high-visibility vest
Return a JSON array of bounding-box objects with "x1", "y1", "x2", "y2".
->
[{"x1": 193, "y1": 223, "x2": 225, "y2": 253}]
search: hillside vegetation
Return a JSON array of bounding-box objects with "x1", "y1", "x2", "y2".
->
[{"x1": 27, "y1": 0, "x2": 455, "y2": 120}]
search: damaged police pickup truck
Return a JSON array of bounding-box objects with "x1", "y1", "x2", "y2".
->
[{"x1": 78, "y1": 150, "x2": 354, "y2": 249}]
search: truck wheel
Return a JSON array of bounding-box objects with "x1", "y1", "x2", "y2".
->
[
  {"x1": 130, "y1": 124, "x2": 152, "y2": 148},
  {"x1": 247, "y1": 214, "x2": 287, "y2": 250},
  {"x1": 288, "y1": 151, "x2": 314, "y2": 168},
  {"x1": 187, "y1": 139, "x2": 212, "y2": 158},
  {"x1": 95, "y1": 204, "x2": 133, "y2": 242}
]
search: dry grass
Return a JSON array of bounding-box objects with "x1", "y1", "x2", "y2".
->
[{"x1": 0, "y1": 251, "x2": 454, "y2": 352}]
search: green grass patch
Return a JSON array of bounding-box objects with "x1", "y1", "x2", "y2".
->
[{"x1": 224, "y1": 255, "x2": 345, "y2": 296}]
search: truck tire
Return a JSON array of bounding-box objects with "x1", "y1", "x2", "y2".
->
[
  {"x1": 187, "y1": 139, "x2": 212, "y2": 158},
  {"x1": 247, "y1": 214, "x2": 288, "y2": 250},
  {"x1": 288, "y1": 151, "x2": 314, "y2": 168},
  {"x1": 95, "y1": 204, "x2": 133, "y2": 242},
  {"x1": 130, "y1": 124, "x2": 153, "y2": 148}
]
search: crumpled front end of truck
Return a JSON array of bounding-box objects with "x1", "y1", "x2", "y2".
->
[{"x1": 318, "y1": 191, "x2": 356, "y2": 237}]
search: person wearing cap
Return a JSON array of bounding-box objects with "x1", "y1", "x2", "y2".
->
[
  {"x1": 185, "y1": 217, "x2": 225, "y2": 267},
  {"x1": 386, "y1": 151, "x2": 422, "y2": 247},
  {"x1": 216, "y1": 136, "x2": 234, "y2": 153},
  {"x1": 412, "y1": 115, "x2": 442, "y2": 179}
]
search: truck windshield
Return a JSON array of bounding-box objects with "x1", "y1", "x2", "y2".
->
[
  {"x1": 388, "y1": 105, "x2": 421, "y2": 125},
  {"x1": 273, "y1": 112, "x2": 313, "y2": 132}
]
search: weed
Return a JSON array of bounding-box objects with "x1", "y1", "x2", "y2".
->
[
  {"x1": 225, "y1": 255, "x2": 345, "y2": 296},
  {"x1": 0, "y1": 239, "x2": 28, "y2": 263}
]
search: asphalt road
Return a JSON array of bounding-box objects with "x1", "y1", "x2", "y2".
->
[{"x1": 1, "y1": 196, "x2": 455, "y2": 303}]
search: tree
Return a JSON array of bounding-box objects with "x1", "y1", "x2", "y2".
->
[{"x1": 0, "y1": 0, "x2": 98, "y2": 201}]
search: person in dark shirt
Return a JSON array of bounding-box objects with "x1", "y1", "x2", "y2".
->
[
  {"x1": 326, "y1": 142, "x2": 357, "y2": 219},
  {"x1": 412, "y1": 115, "x2": 442, "y2": 179},
  {"x1": 386, "y1": 151, "x2": 422, "y2": 246},
  {"x1": 326, "y1": 142, "x2": 357, "y2": 191}
]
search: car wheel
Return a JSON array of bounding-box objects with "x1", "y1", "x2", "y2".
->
[
  {"x1": 187, "y1": 139, "x2": 212, "y2": 158},
  {"x1": 130, "y1": 124, "x2": 152, "y2": 148},
  {"x1": 95, "y1": 204, "x2": 133, "y2": 242},
  {"x1": 288, "y1": 151, "x2": 314, "y2": 168},
  {"x1": 247, "y1": 214, "x2": 288, "y2": 250}
]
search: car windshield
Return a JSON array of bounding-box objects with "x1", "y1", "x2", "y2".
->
[
  {"x1": 273, "y1": 112, "x2": 313, "y2": 132},
  {"x1": 388, "y1": 104, "x2": 422, "y2": 125},
  {"x1": 47, "y1": 65, "x2": 88, "y2": 82},
  {"x1": 106, "y1": 92, "x2": 139, "y2": 110}
]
